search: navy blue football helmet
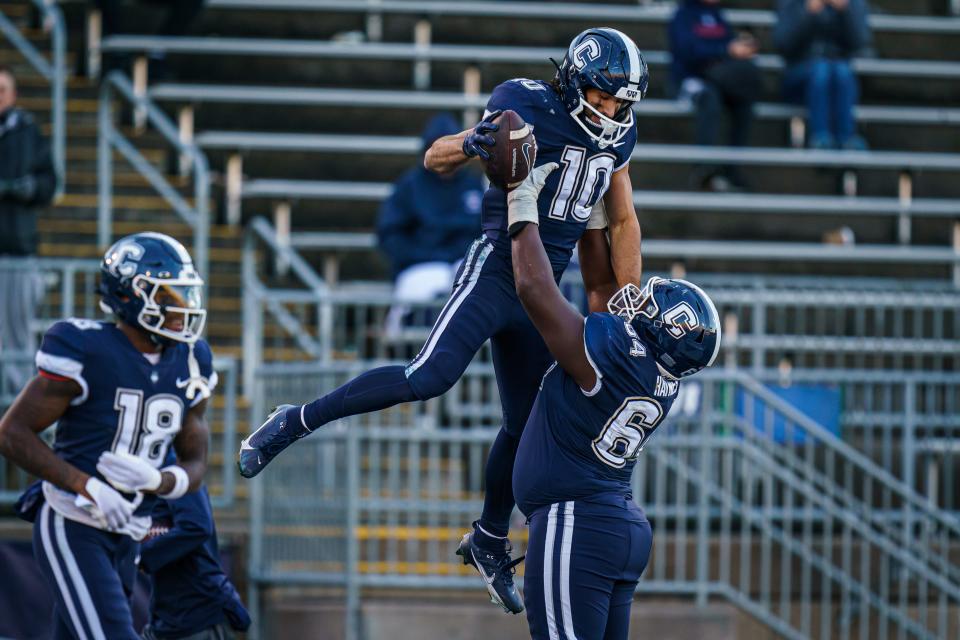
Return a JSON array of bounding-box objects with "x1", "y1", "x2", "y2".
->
[
  {"x1": 98, "y1": 232, "x2": 206, "y2": 344},
  {"x1": 555, "y1": 27, "x2": 649, "y2": 148},
  {"x1": 608, "y1": 277, "x2": 721, "y2": 379}
]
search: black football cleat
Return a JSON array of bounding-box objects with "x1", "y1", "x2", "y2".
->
[
  {"x1": 456, "y1": 525, "x2": 525, "y2": 614},
  {"x1": 238, "y1": 404, "x2": 308, "y2": 478}
]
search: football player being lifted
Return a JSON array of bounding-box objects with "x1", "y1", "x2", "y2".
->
[
  {"x1": 239, "y1": 28, "x2": 648, "y2": 614},
  {"x1": 0, "y1": 233, "x2": 214, "y2": 639}
]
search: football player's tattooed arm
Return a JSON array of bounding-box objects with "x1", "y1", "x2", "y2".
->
[
  {"x1": 578, "y1": 229, "x2": 618, "y2": 313},
  {"x1": 512, "y1": 224, "x2": 598, "y2": 392},
  {"x1": 164, "y1": 398, "x2": 209, "y2": 493},
  {"x1": 423, "y1": 129, "x2": 473, "y2": 175},
  {"x1": 604, "y1": 166, "x2": 643, "y2": 288},
  {"x1": 0, "y1": 376, "x2": 94, "y2": 498}
]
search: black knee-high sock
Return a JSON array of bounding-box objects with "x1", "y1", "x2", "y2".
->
[
  {"x1": 301, "y1": 365, "x2": 418, "y2": 429},
  {"x1": 478, "y1": 429, "x2": 522, "y2": 546}
]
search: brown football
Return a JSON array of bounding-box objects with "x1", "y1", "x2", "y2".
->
[{"x1": 482, "y1": 110, "x2": 537, "y2": 192}]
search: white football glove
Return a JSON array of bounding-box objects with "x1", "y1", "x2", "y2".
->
[
  {"x1": 76, "y1": 477, "x2": 139, "y2": 531},
  {"x1": 507, "y1": 162, "x2": 559, "y2": 234},
  {"x1": 97, "y1": 451, "x2": 162, "y2": 493}
]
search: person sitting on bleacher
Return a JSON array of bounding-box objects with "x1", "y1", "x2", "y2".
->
[
  {"x1": 774, "y1": 0, "x2": 872, "y2": 150},
  {"x1": 92, "y1": 0, "x2": 207, "y2": 77},
  {"x1": 668, "y1": 0, "x2": 762, "y2": 192},
  {"x1": 377, "y1": 112, "x2": 484, "y2": 338}
]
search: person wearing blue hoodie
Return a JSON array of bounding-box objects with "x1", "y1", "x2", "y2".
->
[
  {"x1": 377, "y1": 113, "x2": 485, "y2": 336},
  {"x1": 774, "y1": 0, "x2": 872, "y2": 150},
  {"x1": 669, "y1": 0, "x2": 761, "y2": 191},
  {"x1": 139, "y1": 481, "x2": 250, "y2": 640}
]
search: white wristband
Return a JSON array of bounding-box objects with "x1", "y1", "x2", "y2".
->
[
  {"x1": 158, "y1": 465, "x2": 190, "y2": 500},
  {"x1": 585, "y1": 197, "x2": 608, "y2": 230}
]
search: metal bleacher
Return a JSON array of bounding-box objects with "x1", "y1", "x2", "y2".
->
[
  {"x1": 194, "y1": 0, "x2": 960, "y2": 42},
  {"x1": 101, "y1": 35, "x2": 960, "y2": 81}
]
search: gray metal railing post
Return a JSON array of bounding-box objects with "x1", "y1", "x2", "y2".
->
[
  {"x1": 751, "y1": 292, "x2": 765, "y2": 374},
  {"x1": 214, "y1": 357, "x2": 237, "y2": 509},
  {"x1": 247, "y1": 376, "x2": 265, "y2": 640},
  {"x1": 903, "y1": 381, "x2": 917, "y2": 549},
  {"x1": 695, "y1": 379, "x2": 713, "y2": 606},
  {"x1": 345, "y1": 425, "x2": 361, "y2": 640},
  {"x1": 193, "y1": 152, "x2": 210, "y2": 291},
  {"x1": 98, "y1": 81, "x2": 113, "y2": 250},
  {"x1": 242, "y1": 233, "x2": 263, "y2": 397},
  {"x1": 42, "y1": 0, "x2": 67, "y2": 196},
  {"x1": 62, "y1": 262, "x2": 75, "y2": 317}
]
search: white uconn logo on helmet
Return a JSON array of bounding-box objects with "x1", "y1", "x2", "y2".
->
[
  {"x1": 661, "y1": 302, "x2": 699, "y2": 339},
  {"x1": 572, "y1": 37, "x2": 602, "y2": 69},
  {"x1": 105, "y1": 240, "x2": 144, "y2": 280}
]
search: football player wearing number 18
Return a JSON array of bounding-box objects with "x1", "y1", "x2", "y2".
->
[
  {"x1": 0, "y1": 232, "x2": 214, "y2": 640},
  {"x1": 506, "y1": 163, "x2": 721, "y2": 639},
  {"x1": 239, "y1": 27, "x2": 648, "y2": 614}
]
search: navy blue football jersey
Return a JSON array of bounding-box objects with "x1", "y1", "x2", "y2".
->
[
  {"x1": 34, "y1": 319, "x2": 216, "y2": 537},
  {"x1": 513, "y1": 313, "x2": 679, "y2": 515},
  {"x1": 481, "y1": 78, "x2": 638, "y2": 277}
]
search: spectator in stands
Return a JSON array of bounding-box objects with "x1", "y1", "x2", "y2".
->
[
  {"x1": 377, "y1": 113, "x2": 484, "y2": 336},
  {"x1": 669, "y1": 0, "x2": 762, "y2": 192},
  {"x1": 93, "y1": 0, "x2": 207, "y2": 76},
  {"x1": 0, "y1": 65, "x2": 56, "y2": 396},
  {"x1": 774, "y1": 0, "x2": 872, "y2": 150}
]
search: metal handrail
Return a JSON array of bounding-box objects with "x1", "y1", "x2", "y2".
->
[
  {"x1": 242, "y1": 217, "x2": 331, "y2": 394},
  {"x1": 97, "y1": 71, "x2": 210, "y2": 282},
  {"x1": 0, "y1": 0, "x2": 66, "y2": 196},
  {"x1": 726, "y1": 379, "x2": 960, "y2": 586},
  {"x1": 659, "y1": 443, "x2": 943, "y2": 639}
]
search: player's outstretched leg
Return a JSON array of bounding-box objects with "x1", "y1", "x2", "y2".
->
[
  {"x1": 456, "y1": 520, "x2": 525, "y2": 614},
  {"x1": 238, "y1": 364, "x2": 419, "y2": 478},
  {"x1": 240, "y1": 238, "x2": 503, "y2": 479}
]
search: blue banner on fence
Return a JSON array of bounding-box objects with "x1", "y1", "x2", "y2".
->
[{"x1": 735, "y1": 383, "x2": 842, "y2": 444}]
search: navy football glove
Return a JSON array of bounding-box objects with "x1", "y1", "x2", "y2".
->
[{"x1": 462, "y1": 109, "x2": 502, "y2": 161}]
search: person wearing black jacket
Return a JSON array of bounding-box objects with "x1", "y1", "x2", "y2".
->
[
  {"x1": 0, "y1": 65, "x2": 56, "y2": 256},
  {"x1": 669, "y1": 0, "x2": 762, "y2": 191},
  {"x1": 774, "y1": 0, "x2": 872, "y2": 150},
  {"x1": 139, "y1": 483, "x2": 251, "y2": 640},
  {"x1": 0, "y1": 64, "x2": 57, "y2": 397}
]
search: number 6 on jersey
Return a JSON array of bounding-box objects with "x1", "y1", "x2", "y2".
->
[{"x1": 592, "y1": 396, "x2": 664, "y2": 468}]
